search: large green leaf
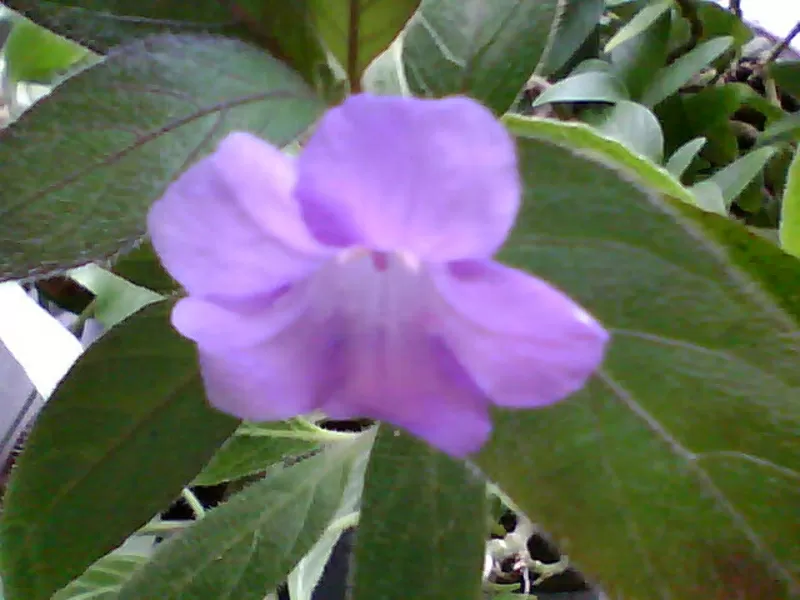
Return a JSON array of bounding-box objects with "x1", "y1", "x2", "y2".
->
[
  {"x1": 531, "y1": 71, "x2": 629, "y2": 107},
  {"x1": 351, "y1": 427, "x2": 486, "y2": 600},
  {"x1": 779, "y1": 147, "x2": 800, "y2": 258},
  {"x1": 0, "y1": 34, "x2": 323, "y2": 283},
  {"x1": 476, "y1": 129, "x2": 800, "y2": 599},
  {"x1": 2, "y1": 0, "x2": 245, "y2": 52},
  {"x1": 537, "y1": 0, "x2": 604, "y2": 77},
  {"x1": 581, "y1": 99, "x2": 664, "y2": 162},
  {"x1": 402, "y1": 0, "x2": 562, "y2": 114},
  {"x1": 117, "y1": 434, "x2": 372, "y2": 600},
  {"x1": 0, "y1": 301, "x2": 240, "y2": 600},
  {"x1": 309, "y1": 0, "x2": 420, "y2": 87}
]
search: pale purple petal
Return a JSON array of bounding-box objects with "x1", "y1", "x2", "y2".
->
[
  {"x1": 430, "y1": 260, "x2": 609, "y2": 408},
  {"x1": 148, "y1": 132, "x2": 328, "y2": 299},
  {"x1": 295, "y1": 95, "x2": 520, "y2": 260}
]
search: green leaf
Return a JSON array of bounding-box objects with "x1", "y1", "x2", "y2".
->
[
  {"x1": 3, "y1": 0, "x2": 245, "y2": 52},
  {"x1": 3, "y1": 17, "x2": 88, "y2": 83},
  {"x1": 193, "y1": 419, "x2": 356, "y2": 486},
  {"x1": 604, "y1": 0, "x2": 672, "y2": 53},
  {"x1": 478, "y1": 133, "x2": 800, "y2": 599},
  {"x1": 665, "y1": 136, "x2": 707, "y2": 179},
  {"x1": 779, "y1": 147, "x2": 800, "y2": 258},
  {"x1": 757, "y1": 112, "x2": 800, "y2": 147},
  {"x1": 402, "y1": 0, "x2": 563, "y2": 114},
  {"x1": 531, "y1": 71, "x2": 629, "y2": 107},
  {"x1": 582, "y1": 99, "x2": 664, "y2": 162},
  {"x1": 117, "y1": 434, "x2": 373, "y2": 600},
  {"x1": 706, "y1": 146, "x2": 777, "y2": 207},
  {"x1": 538, "y1": 0, "x2": 604, "y2": 77},
  {"x1": 310, "y1": 0, "x2": 420, "y2": 87},
  {"x1": 0, "y1": 301, "x2": 239, "y2": 600},
  {"x1": 110, "y1": 241, "x2": 178, "y2": 295},
  {"x1": 609, "y1": 2, "x2": 671, "y2": 100},
  {"x1": 503, "y1": 115, "x2": 722, "y2": 213},
  {"x1": 52, "y1": 554, "x2": 148, "y2": 600},
  {"x1": 641, "y1": 36, "x2": 733, "y2": 107},
  {"x1": 694, "y1": 0, "x2": 752, "y2": 49},
  {"x1": 0, "y1": 34, "x2": 323, "y2": 283},
  {"x1": 350, "y1": 427, "x2": 486, "y2": 600},
  {"x1": 768, "y1": 61, "x2": 800, "y2": 99},
  {"x1": 69, "y1": 264, "x2": 163, "y2": 328},
  {"x1": 362, "y1": 37, "x2": 410, "y2": 96}
]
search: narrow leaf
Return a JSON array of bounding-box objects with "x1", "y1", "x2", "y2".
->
[
  {"x1": 604, "y1": 0, "x2": 672, "y2": 53},
  {"x1": 665, "y1": 137, "x2": 707, "y2": 179},
  {"x1": 641, "y1": 36, "x2": 733, "y2": 106},
  {"x1": 538, "y1": 0, "x2": 604, "y2": 77},
  {"x1": 706, "y1": 146, "x2": 777, "y2": 207},
  {"x1": 779, "y1": 147, "x2": 800, "y2": 257},
  {"x1": 52, "y1": 554, "x2": 148, "y2": 600},
  {"x1": 582, "y1": 99, "x2": 664, "y2": 162},
  {"x1": 0, "y1": 301, "x2": 239, "y2": 600},
  {"x1": 0, "y1": 34, "x2": 323, "y2": 283},
  {"x1": 117, "y1": 435, "x2": 373, "y2": 600},
  {"x1": 351, "y1": 427, "x2": 486, "y2": 600}
]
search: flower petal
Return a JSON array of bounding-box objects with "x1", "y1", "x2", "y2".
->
[
  {"x1": 431, "y1": 260, "x2": 609, "y2": 408},
  {"x1": 148, "y1": 132, "x2": 327, "y2": 298},
  {"x1": 295, "y1": 95, "x2": 520, "y2": 260},
  {"x1": 321, "y1": 329, "x2": 492, "y2": 457}
]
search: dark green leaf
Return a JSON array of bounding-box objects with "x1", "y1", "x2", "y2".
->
[
  {"x1": 779, "y1": 147, "x2": 800, "y2": 258},
  {"x1": 2, "y1": 0, "x2": 246, "y2": 52},
  {"x1": 532, "y1": 71, "x2": 629, "y2": 107},
  {"x1": 402, "y1": 0, "x2": 562, "y2": 114},
  {"x1": 581, "y1": 99, "x2": 664, "y2": 162},
  {"x1": 111, "y1": 241, "x2": 178, "y2": 295},
  {"x1": 694, "y1": 1, "x2": 752, "y2": 49},
  {"x1": 310, "y1": 0, "x2": 420, "y2": 87},
  {"x1": 351, "y1": 427, "x2": 486, "y2": 600},
  {"x1": 0, "y1": 34, "x2": 323, "y2": 283},
  {"x1": 768, "y1": 61, "x2": 800, "y2": 99},
  {"x1": 0, "y1": 301, "x2": 240, "y2": 600},
  {"x1": 641, "y1": 36, "x2": 733, "y2": 107},
  {"x1": 3, "y1": 17, "x2": 88, "y2": 83},
  {"x1": 117, "y1": 435, "x2": 373, "y2": 600},
  {"x1": 193, "y1": 419, "x2": 356, "y2": 486},
  {"x1": 608, "y1": 3, "x2": 671, "y2": 100},
  {"x1": 477, "y1": 130, "x2": 800, "y2": 599},
  {"x1": 52, "y1": 554, "x2": 148, "y2": 600},
  {"x1": 538, "y1": 0, "x2": 604, "y2": 77},
  {"x1": 604, "y1": 0, "x2": 671, "y2": 53}
]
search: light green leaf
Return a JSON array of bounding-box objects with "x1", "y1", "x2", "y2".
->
[
  {"x1": 350, "y1": 427, "x2": 486, "y2": 600},
  {"x1": 310, "y1": 0, "x2": 420, "y2": 86},
  {"x1": 604, "y1": 0, "x2": 672, "y2": 53},
  {"x1": 706, "y1": 146, "x2": 777, "y2": 207},
  {"x1": 478, "y1": 132, "x2": 800, "y2": 599},
  {"x1": 362, "y1": 36, "x2": 410, "y2": 95},
  {"x1": 4, "y1": 17, "x2": 88, "y2": 83},
  {"x1": 532, "y1": 71, "x2": 629, "y2": 107},
  {"x1": 665, "y1": 137, "x2": 706, "y2": 179},
  {"x1": 193, "y1": 419, "x2": 356, "y2": 487},
  {"x1": 0, "y1": 34, "x2": 323, "y2": 283},
  {"x1": 0, "y1": 301, "x2": 239, "y2": 600},
  {"x1": 503, "y1": 115, "x2": 721, "y2": 213},
  {"x1": 779, "y1": 147, "x2": 800, "y2": 258},
  {"x1": 641, "y1": 36, "x2": 733, "y2": 106},
  {"x1": 757, "y1": 112, "x2": 800, "y2": 148},
  {"x1": 402, "y1": 0, "x2": 563, "y2": 114},
  {"x1": 117, "y1": 434, "x2": 373, "y2": 600},
  {"x1": 69, "y1": 264, "x2": 163, "y2": 328},
  {"x1": 582, "y1": 99, "x2": 664, "y2": 162},
  {"x1": 52, "y1": 554, "x2": 148, "y2": 600}
]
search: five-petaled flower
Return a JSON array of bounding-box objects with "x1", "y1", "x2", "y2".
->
[{"x1": 148, "y1": 94, "x2": 609, "y2": 457}]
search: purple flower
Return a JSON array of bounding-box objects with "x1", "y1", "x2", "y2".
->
[{"x1": 148, "y1": 94, "x2": 609, "y2": 457}]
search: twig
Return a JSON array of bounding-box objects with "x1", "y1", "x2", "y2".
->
[{"x1": 763, "y1": 21, "x2": 800, "y2": 65}]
